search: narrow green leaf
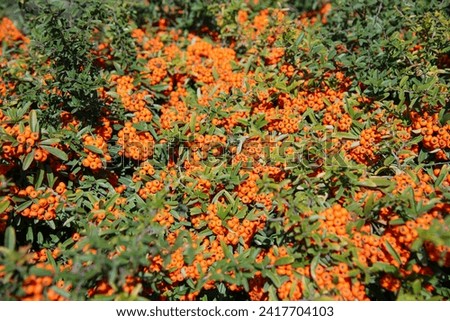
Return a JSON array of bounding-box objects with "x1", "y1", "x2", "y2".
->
[
  {"x1": 434, "y1": 166, "x2": 448, "y2": 187},
  {"x1": 22, "y1": 150, "x2": 35, "y2": 171},
  {"x1": 39, "y1": 138, "x2": 60, "y2": 146},
  {"x1": 49, "y1": 286, "x2": 70, "y2": 299},
  {"x1": 29, "y1": 266, "x2": 53, "y2": 277},
  {"x1": 4, "y1": 226, "x2": 16, "y2": 250},
  {"x1": 85, "y1": 145, "x2": 104, "y2": 155},
  {"x1": 384, "y1": 240, "x2": 402, "y2": 265},
  {"x1": 399, "y1": 76, "x2": 408, "y2": 87},
  {"x1": 34, "y1": 167, "x2": 45, "y2": 189},
  {"x1": 41, "y1": 145, "x2": 68, "y2": 161},
  {"x1": 46, "y1": 249, "x2": 58, "y2": 271},
  {"x1": 274, "y1": 256, "x2": 295, "y2": 266},
  {"x1": 26, "y1": 226, "x2": 34, "y2": 243},
  {"x1": 0, "y1": 198, "x2": 10, "y2": 214},
  {"x1": 363, "y1": 192, "x2": 375, "y2": 217},
  {"x1": 104, "y1": 193, "x2": 120, "y2": 209},
  {"x1": 310, "y1": 255, "x2": 320, "y2": 281},
  {"x1": 29, "y1": 110, "x2": 39, "y2": 133},
  {"x1": 412, "y1": 279, "x2": 421, "y2": 295},
  {"x1": 220, "y1": 240, "x2": 234, "y2": 260},
  {"x1": 264, "y1": 270, "x2": 282, "y2": 288},
  {"x1": 371, "y1": 262, "x2": 397, "y2": 273},
  {"x1": 16, "y1": 200, "x2": 33, "y2": 212}
]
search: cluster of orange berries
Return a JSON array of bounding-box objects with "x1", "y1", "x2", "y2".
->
[
  {"x1": 299, "y1": 86, "x2": 347, "y2": 113},
  {"x1": 351, "y1": 206, "x2": 448, "y2": 294},
  {"x1": 280, "y1": 64, "x2": 295, "y2": 77},
  {"x1": 146, "y1": 57, "x2": 168, "y2": 85},
  {"x1": 153, "y1": 206, "x2": 175, "y2": 228},
  {"x1": 81, "y1": 134, "x2": 111, "y2": 170},
  {"x1": 28, "y1": 248, "x2": 60, "y2": 264},
  {"x1": 11, "y1": 183, "x2": 66, "y2": 221},
  {"x1": 122, "y1": 275, "x2": 141, "y2": 294},
  {"x1": 252, "y1": 90, "x2": 303, "y2": 134},
  {"x1": 314, "y1": 263, "x2": 368, "y2": 301},
  {"x1": 212, "y1": 109, "x2": 249, "y2": 133},
  {"x1": 143, "y1": 36, "x2": 165, "y2": 55},
  {"x1": 392, "y1": 171, "x2": 434, "y2": 202},
  {"x1": 352, "y1": 230, "x2": 387, "y2": 266},
  {"x1": 21, "y1": 262, "x2": 71, "y2": 301},
  {"x1": 424, "y1": 241, "x2": 450, "y2": 267},
  {"x1": 265, "y1": 47, "x2": 285, "y2": 65},
  {"x1": 87, "y1": 280, "x2": 115, "y2": 298},
  {"x1": 298, "y1": 2, "x2": 332, "y2": 26},
  {"x1": 186, "y1": 36, "x2": 246, "y2": 107},
  {"x1": 184, "y1": 134, "x2": 227, "y2": 165},
  {"x1": 92, "y1": 42, "x2": 113, "y2": 68},
  {"x1": 21, "y1": 263, "x2": 54, "y2": 301},
  {"x1": 318, "y1": 204, "x2": 352, "y2": 237},
  {"x1": 60, "y1": 110, "x2": 80, "y2": 129},
  {"x1": 0, "y1": 17, "x2": 29, "y2": 49},
  {"x1": 111, "y1": 75, "x2": 159, "y2": 161},
  {"x1": 322, "y1": 100, "x2": 352, "y2": 132},
  {"x1": 111, "y1": 74, "x2": 153, "y2": 121},
  {"x1": 138, "y1": 179, "x2": 164, "y2": 199},
  {"x1": 90, "y1": 200, "x2": 124, "y2": 224},
  {"x1": 209, "y1": 204, "x2": 266, "y2": 247},
  {"x1": 145, "y1": 200, "x2": 269, "y2": 300},
  {"x1": 117, "y1": 122, "x2": 155, "y2": 161},
  {"x1": 411, "y1": 111, "x2": 449, "y2": 160},
  {"x1": 379, "y1": 273, "x2": 401, "y2": 292},
  {"x1": 344, "y1": 126, "x2": 383, "y2": 165},
  {"x1": 159, "y1": 87, "x2": 190, "y2": 130},
  {"x1": 236, "y1": 170, "x2": 260, "y2": 204},
  {"x1": 0, "y1": 122, "x2": 46, "y2": 163},
  {"x1": 132, "y1": 161, "x2": 155, "y2": 182},
  {"x1": 239, "y1": 137, "x2": 270, "y2": 162},
  {"x1": 266, "y1": 247, "x2": 304, "y2": 300}
]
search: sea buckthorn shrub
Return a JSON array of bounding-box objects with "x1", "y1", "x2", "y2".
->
[{"x1": 0, "y1": 0, "x2": 449, "y2": 301}]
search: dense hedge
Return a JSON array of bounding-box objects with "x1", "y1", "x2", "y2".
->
[{"x1": 0, "y1": 0, "x2": 449, "y2": 300}]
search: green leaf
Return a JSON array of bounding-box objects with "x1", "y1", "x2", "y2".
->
[
  {"x1": 34, "y1": 167, "x2": 45, "y2": 189},
  {"x1": 85, "y1": 145, "x2": 104, "y2": 155},
  {"x1": 371, "y1": 262, "x2": 397, "y2": 273},
  {"x1": 264, "y1": 270, "x2": 282, "y2": 288},
  {"x1": 26, "y1": 226, "x2": 34, "y2": 243},
  {"x1": 310, "y1": 255, "x2": 320, "y2": 281},
  {"x1": 384, "y1": 240, "x2": 402, "y2": 265},
  {"x1": 46, "y1": 249, "x2": 58, "y2": 271},
  {"x1": 49, "y1": 286, "x2": 70, "y2": 299},
  {"x1": 399, "y1": 76, "x2": 408, "y2": 87},
  {"x1": 47, "y1": 220, "x2": 56, "y2": 230},
  {"x1": 220, "y1": 240, "x2": 234, "y2": 261},
  {"x1": 363, "y1": 192, "x2": 376, "y2": 217},
  {"x1": 4, "y1": 226, "x2": 16, "y2": 250},
  {"x1": 39, "y1": 138, "x2": 61, "y2": 146},
  {"x1": 434, "y1": 165, "x2": 448, "y2": 187},
  {"x1": 274, "y1": 256, "x2": 295, "y2": 266},
  {"x1": 412, "y1": 279, "x2": 421, "y2": 295},
  {"x1": 0, "y1": 198, "x2": 10, "y2": 214},
  {"x1": 29, "y1": 266, "x2": 53, "y2": 277},
  {"x1": 22, "y1": 150, "x2": 35, "y2": 171},
  {"x1": 41, "y1": 145, "x2": 68, "y2": 161},
  {"x1": 104, "y1": 193, "x2": 120, "y2": 209},
  {"x1": 357, "y1": 177, "x2": 393, "y2": 188},
  {"x1": 29, "y1": 110, "x2": 39, "y2": 133},
  {"x1": 16, "y1": 200, "x2": 33, "y2": 212}
]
